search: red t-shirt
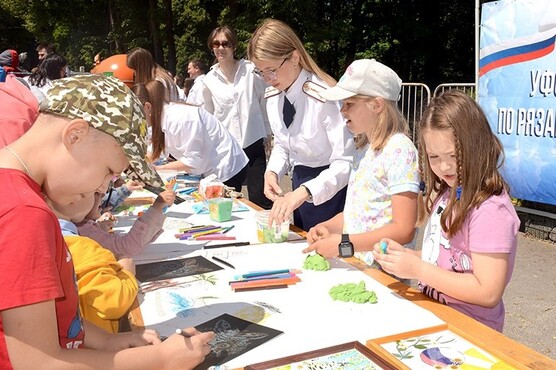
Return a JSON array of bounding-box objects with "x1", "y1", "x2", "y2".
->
[{"x1": 0, "y1": 169, "x2": 85, "y2": 368}]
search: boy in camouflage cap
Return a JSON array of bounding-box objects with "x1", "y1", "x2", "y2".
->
[
  {"x1": 40, "y1": 74, "x2": 162, "y2": 187},
  {"x1": 0, "y1": 74, "x2": 213, "y2": 369}
]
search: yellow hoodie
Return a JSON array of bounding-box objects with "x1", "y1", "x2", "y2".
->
[{"x1": 65, "y1": 236, "x2": 138, "y2": 333}]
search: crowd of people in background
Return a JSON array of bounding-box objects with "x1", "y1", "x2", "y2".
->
[{"x1": 0, "y1": 18, "x2": 520, "y2": 369}]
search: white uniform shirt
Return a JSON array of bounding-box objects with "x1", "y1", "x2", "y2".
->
[
  {"x1": 161, "y1": 103, "x2": 248, "y2": 181},
  {"x1": 186, "y1": 74, "x2": 205, "y2": 105},
  {"x1": 266, "y1": 69, "x2": 355, "y2": 205},
  {"x1": 201, "y1": 59, "x2": 270, "y2": 148}
]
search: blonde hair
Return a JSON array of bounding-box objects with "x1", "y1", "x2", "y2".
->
[
  {"x1": 127, "y1": 47, "x2": 177, "y2": 101},
  {"x1": 417, "y1": 90, "x2": 507, "y2": 236},
  {"x1": 350, "y1": 95, "x2": 408, "y2": 151},
  {"x1": 247, "y1": 19, "x2": 336, "y2": 86}
]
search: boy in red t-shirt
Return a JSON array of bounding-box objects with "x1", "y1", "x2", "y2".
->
[{"x1": 0, "y1": 74, "x2": 213, "y2": 369}]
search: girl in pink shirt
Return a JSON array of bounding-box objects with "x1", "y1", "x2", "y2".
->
[{"x1": 373, "y1": 90, "x2": 519, "y2": 331}]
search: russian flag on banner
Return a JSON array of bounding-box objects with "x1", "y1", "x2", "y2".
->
[{"x1": 479, "y1": 26, "x2": 556, "y2": 76}]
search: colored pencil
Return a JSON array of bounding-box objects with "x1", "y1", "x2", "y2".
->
[{"x1": 196, "y1": 235, "x2": 236, "y2": 241}]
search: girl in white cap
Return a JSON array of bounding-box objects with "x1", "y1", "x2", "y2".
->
[
  {"x1": 304, "y1": 59, "x2": 420, "y2": 265},
  {"x1": 248, "y1": 19, "x2": 355, "y2": 231}
]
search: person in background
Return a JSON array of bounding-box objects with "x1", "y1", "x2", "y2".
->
[
  {"x1": 0, "y1": 49, "x2": 22, "y2": 79},
  {"x1": 201, "y1": 25, "x2": 273, "y2": 209},
  {"x1": 174, "y1": 74, "x2": 186, "y2": 101},
  {"x1": 0, "y1": 74, "x2": 213, "y2": 369},
  {"x1": 91, "y1": 52, "x2": 103, "y2": 73},
  {"x1": 372, "y1": 90, "x2": 519, "y2": 332},
  {"x1": 0, "y1": 74, "x2": 39, "y2": 146},
  {"x1": 36, "y1": 42, "x2": 56, "y2": 62},
  {"x1": 24, "y1": 52, "x2": 67, "y2": 102},
  {"x1": 133, "y1": 80, "x2": 249, "y2": 192},
  {"x1": 185, "y1": 58, "x2": 207, "y2": 105},
  {"x1": 303, "y1": 59, "x2": 419, "y2": 263},
  {"x1": 48, "y1": 194, "x2": 139, "y2": 334},
  {"x1": 183, "y1": 77, "x2": 195, "y2": 98},
  {"x1": 247, "y1": 18, "x2": 354, "y2": 230},
  {"x1": 126, "y1": 47, "x2": 180, "y2": 102}
]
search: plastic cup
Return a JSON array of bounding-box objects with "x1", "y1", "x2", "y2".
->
[
  {"x1": 156, "y1": 169, "x2": 178, "y2": 190},
  {"x1": 255, "y1": 210, "x2": 291, "y2": 243},
  {"x1": 208, "y1": 198, "x2": 233, "y2": 222}
]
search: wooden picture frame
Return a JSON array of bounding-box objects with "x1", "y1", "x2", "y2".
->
[
  {"x1": 366, "y1": 324, "x2": 525, "y2": 369},
  {"x1": 245, "y1": 341, "x2": 398, "y2": 369}
]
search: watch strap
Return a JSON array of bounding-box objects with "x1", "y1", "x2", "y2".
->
[{"x1": 341, "y1": 233, "x2": 350, "y2": 243}]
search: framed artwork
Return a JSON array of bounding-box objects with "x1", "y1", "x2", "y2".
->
[
  {"x1": 367, "y1": 324, "x2": 523, "y2": 369},
  {"x1": 245, "y1": 341, "x2": 398, "y2": 370},
  {"x1": 135, "y1": 255, "x2": 222, "y2": 283},
  {"x1": 193, "y1": 313, "x2": 283, "y2": 370}
]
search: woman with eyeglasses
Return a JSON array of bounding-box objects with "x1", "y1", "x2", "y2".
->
[
  {"x1": 200, "y1": 25, "x2": 273, "y2": 210},
  {"x1": 247, "y1": 19, "x2": 355, "y2": 231}
]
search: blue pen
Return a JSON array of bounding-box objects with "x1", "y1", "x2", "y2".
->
[
  {"x1": 231, "y1": 272, "x2": 294, "y2": 283},
  {"x1": 240, "y1": 269, "x2": 292, "y2": 279}
]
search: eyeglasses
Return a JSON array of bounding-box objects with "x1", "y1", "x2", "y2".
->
[
  {"x1": 252, "y1": 58, "x2": 287, "y2": 81},
  {"x1": 101, "y1": 179, "x2": 115, "y2": 210},
  {"x1": 211, "y1": 40, "x2": 232, "y2": 49}
]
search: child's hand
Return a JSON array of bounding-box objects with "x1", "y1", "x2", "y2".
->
[
  {"x1": 118, "y1": 257, "x2": 136, "y2": 275},
  {"x1": 372, "y1": 239, "x2": 422, "y2": 279},
  {"x1": 125, "y1": 179, "x2": 143, "y2": 192},
  {"x1": 303, "y1": 233, "x2": 341, "y2": 258},
  {"x1": 97, "y1": 212, "x2": 116, "y2": 232},
  {"x1": 104, "y1": 329, "x2": 162, "y2": 350},
  {"x1": 152, "y1": 189, "x2": 176, "y2": 212},
  {"x1": 161, "y1": 329, "x2": 214, "y2": 369},
  {"x1": 306, "y1": 224, "x2": 330, "y2": 245}
]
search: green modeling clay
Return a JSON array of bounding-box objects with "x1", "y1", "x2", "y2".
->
[
  {"x1": 329, "y1": 281, "x2": 378, "y2": 304},
  {"x1": 303, "y1": 254, "x2": 330, "y2": 271}
]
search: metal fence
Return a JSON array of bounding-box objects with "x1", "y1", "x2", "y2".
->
[{"x1": 399, "y1": 82, "x2": 476, "y2": 142}]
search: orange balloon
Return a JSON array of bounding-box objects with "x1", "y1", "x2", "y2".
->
[{"x1": 92, "y1": 54, "x2": 134, "y2": 87}]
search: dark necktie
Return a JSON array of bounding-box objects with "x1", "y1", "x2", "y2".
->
[{"x1": 283, "y1": 96, "x2": 295, "y2": 128}]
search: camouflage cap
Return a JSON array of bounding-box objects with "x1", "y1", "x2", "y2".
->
[{"x1": 40, "y1": 74, "x2": 162, "y2": 187}]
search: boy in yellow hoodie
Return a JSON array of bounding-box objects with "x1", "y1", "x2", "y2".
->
[{"x1": 49, "y1": 193, "x2": 138, "y2": 333}]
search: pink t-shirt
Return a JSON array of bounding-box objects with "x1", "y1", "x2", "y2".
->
[{"x1": 419, "y1": 190, "x2": 519, "y2": 331}]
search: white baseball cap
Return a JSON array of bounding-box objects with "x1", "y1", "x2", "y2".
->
[{"x1": 320, "y1": 59, "x2": 402, "y2": 101}]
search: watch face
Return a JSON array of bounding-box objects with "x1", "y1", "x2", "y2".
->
[{"x1": 339, "y1": 242, "x2": 354, "y2": 258}]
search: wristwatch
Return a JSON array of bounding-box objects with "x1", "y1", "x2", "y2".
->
[{"x1": 338, "y1": 233, "x2": 354, "y2": 258}]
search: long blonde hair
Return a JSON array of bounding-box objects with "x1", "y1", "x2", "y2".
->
[
  {"x1": 247, "y1": 19, "x2": 336, "y2": 87},
  {"x1": 417, "y1": 90, "x2": 508, "y2": 236}
]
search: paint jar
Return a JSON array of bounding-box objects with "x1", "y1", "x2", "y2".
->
[
  {"x1": 255, "y1": 210, "x2": 291, "y2": 243},
  {"x1": 208, "y1": 198, "x2": 233, "y2": 222},
  {"x1": 156, "y1": 169, "x2": 178, "y2": 190}
]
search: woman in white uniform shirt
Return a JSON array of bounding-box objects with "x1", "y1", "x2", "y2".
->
[
  {"x1": 132, "y1": 81, "x2": 248, "y2": 188},
  {"x1": 200, "y1": 25, "x2": 272, "y2": 209},
  {"x1": 247, "y1": 19, "x2": 355, "y2": 231}
]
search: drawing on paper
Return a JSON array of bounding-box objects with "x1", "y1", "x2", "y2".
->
[
  {"x1": 135, "y1": 256, "x2": 222, "y2": 283},
  {"x1": 244, "y1": 341, "x2": 395, "y2": 370},
  {"x1": 193, "y1": 313, "x2": 283, "y2": 370},
  {"x1": 381, "y1": 329, "x2": 511, "y2": 369},
  {"x1": 267, "y1": 348, "x2": 381, "y2": 369}
]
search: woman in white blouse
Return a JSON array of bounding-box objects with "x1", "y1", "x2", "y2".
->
[
  {"x1": 200, "y1": 25, "x2": 272, "y2": 209},
  {"x1": 247, "y1": 19, "x2": 355, "y2": 231},
  {"x1": 132, "y1": 81, "x2": 248, "y2": 188}
]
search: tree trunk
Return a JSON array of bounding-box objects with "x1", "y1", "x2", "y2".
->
[
  {"x1": 148, "y1": 0, "x2": 164, "y2": 66},
  {"x1": 163, "y1": 0, "x2": 176, "y2": 74}
]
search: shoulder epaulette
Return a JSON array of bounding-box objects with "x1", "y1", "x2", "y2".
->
[
  {"x1": 302, "y1": 81, "x2": 327, "y2": 103},
  {"x1": 264, "y1": 86, "x2": 280, "y2": 99}
]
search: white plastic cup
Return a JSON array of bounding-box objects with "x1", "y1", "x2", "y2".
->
[{"x1": 255, "y1": 210, "x2": 291, "y2": 243}]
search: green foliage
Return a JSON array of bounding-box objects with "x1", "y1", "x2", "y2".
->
[{"x1": 2, "y1": 0, "x2": 476, "y2": 87}]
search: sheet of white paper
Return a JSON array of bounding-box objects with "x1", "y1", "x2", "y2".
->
[{"x1": 136, "y1": 243, "x2": 444, "y2": 368}]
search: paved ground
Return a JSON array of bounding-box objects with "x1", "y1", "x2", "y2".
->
[{"x1": 243, "y1": 180, "x2": 556, "y2": 360}]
